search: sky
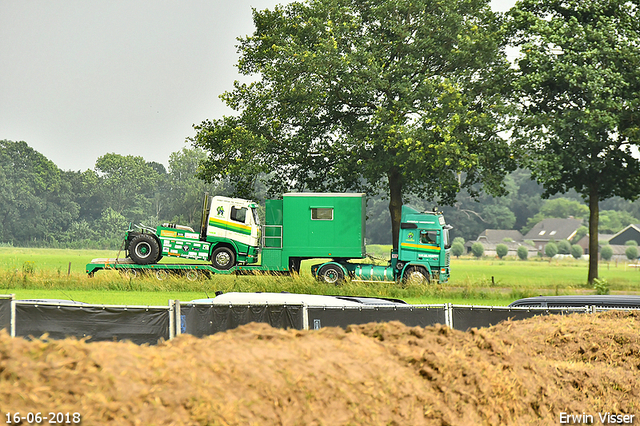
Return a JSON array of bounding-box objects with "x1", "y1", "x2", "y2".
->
[{"x1": 1, "y1": 0, "x2": 516, "y2": 172}]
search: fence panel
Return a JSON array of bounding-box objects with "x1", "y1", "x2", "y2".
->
[
  {"x1": 307, "y1": 305, "x2": 447, "y2": 330},
  {"x1": 178, "y1": 303, "x2": 305, "y2": 336},
  {"x1": 14, "y1": 302, "x2": 171, "y2": 345},
  {"x1": 0, "y1": 295, "x2": 13, "y2": 333},
  {"x1": 450, "y1": 305, "x2": 588, "y2": 331}
]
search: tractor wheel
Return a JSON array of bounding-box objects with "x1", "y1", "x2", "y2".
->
[
  {"x1": 403, "y1": 266, "x2": 430, "y2": 285},
  {"x1": 129, "y1": 234, "x2": 160, "y2": 265},
  {"x1": 317, "y1": 264, "x2": 345, "y2": 285},
  {"x1": 211, "y1": 247, "x2": 236, "y2": 270}
]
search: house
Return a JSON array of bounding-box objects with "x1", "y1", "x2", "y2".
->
[
  {"x1": 576, "y1": 234, "x2": 614, "y2": 255},
  {"x1": 522, "y1": 218, "x2": 583, "y2": 253},
  {"x1": 607, "y1": 224, "x2": 640, "y2": 246},
  {"x1": 466, "y1": 229, "x2": 536, "y2": 258},
  {"x1": 476, "y1": 229, "x2": 523, "y2": 243}
]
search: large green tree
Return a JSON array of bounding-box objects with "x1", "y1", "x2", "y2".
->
[
  {"x1": 191, "y1": 0, "x2": 515, "y2": 248},
  {"x1": 94, "y1": 153, "x2": 162, "y2": 223},
  {"x1": 508, "y1": 0, "x2": 640, "y2": 282},
  {"x1": 0, "y1": 140, "x2": 79, "y2": 245}
]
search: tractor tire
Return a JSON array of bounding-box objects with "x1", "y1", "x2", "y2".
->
[
  {"x1": 211, "y1": 246, "x2": 236, "y2": 270},
  {"x1": 403, "y1": 266, "x2": 430, "y2": 285},
  {"x1": 129, "y1": 234, "x2": 160, "y2": 265},
  {"x1": 317, "y1": 264, "x2": 345, "y2": 285}
]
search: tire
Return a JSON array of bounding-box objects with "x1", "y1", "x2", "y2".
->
[
  {"x1": 211, "y1": 246, "x2": 235, "y2": 270},
  {"x1": 129, "y1": 234, "x2": 160, "y2": 265},
  {"x1": 317, "y1": 264, "x2": 345, "y2": 285},
  {"x1": 185, "y1": 270, "x2": 199, "y2": 281},
  {"x1": 155, "y1": 270, "x2": 169, "y2": 281},
  {"x1": 120, "y1": 269, "x2": 138, "y2": 279},
  {"x1": 403, "y1": 266, "x2": 430, "y2": 285}
]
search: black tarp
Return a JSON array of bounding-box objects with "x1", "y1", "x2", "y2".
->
[
  {"x1": 14, "y1": 303, "x2": 171, "y2": 345},
  {"x1": 306, "y1": 305, "x2": 446, "y2": 330},
  {"x1": 179, "y1": 304, "x2": 305, "y2": 336},
  {"x1": 0, "y1": 296, "x2": 12, "y2": 333},
  {"x1": 450, "y1": 306, "x2": 586, "y2": 331}
]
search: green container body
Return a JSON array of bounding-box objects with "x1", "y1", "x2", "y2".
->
[{"x1": 261, "y1": 193, "x2": 366, "y2": 269}]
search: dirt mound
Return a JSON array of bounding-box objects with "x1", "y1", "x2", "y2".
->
[{"x1": 1, "y1": 311, "x2": 639, "y2": 425}]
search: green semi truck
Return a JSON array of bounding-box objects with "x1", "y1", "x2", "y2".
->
[{"x1": 86, "y1": 193, "x2": 451, "y2": 284}]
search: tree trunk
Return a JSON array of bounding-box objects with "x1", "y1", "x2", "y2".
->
[
  {"x1": 588, "y1": 185, "x2": 599, "y2": 283},
  {"x1": 388, "y1": 168, "x2": 403, "y2": 251}
]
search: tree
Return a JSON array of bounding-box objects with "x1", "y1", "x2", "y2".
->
[
  {"x1": 163, "y1": 148, "x2": 234, "y2": 230},
  {"x1": 508, "y1": 0, "x2": 640, "y2": 283},
  {"x1": 599, "y1": 210, "x2": 640, "y2": 234},
  {"x1": 0, "y1": 140, "x2": 79, "y2": 245},
  {"x1": 517, "y1": 245, "x2": 528, "y2": 260},
  {"x1": 522, "y1": 198, "x2": 588, "y2": 234},
  {"x1": 557, "y1": 240, "x2": 571, "y2": 255},
  {"x1": 571, "y1": 244, "x2": 583, "y2": 259},
  {"x1": 600, "y1": 245, "x2": 614, "y2": 261},
  {"x1": 94, "y1": 153, "x2": 161, "y2": 222},
  {"x1": 191, "y1": 0, "x2": 516, "y2": 249},
  {"x1": 496, "y1": 243, "x2": 508, "y2": 259},
  {"x1": 626, "y1": 245, "x2": 639, "y2": 261},
  {"x1": 471, "y1": 242, "x2": 484, "y2": 258},
  {"x1": 545, "y1": 242, "x2": 558, "y2": 258},
  {"x1": 451, "y1": 241, "x2": 465, "y2": 258}
]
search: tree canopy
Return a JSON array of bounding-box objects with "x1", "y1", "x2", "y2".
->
[
  {"x1": 508, "y1": 0, "x2": 640, "y2": 282},
  {"x1": 190, "y1": 0, "x2": 515, "y2": 248}
]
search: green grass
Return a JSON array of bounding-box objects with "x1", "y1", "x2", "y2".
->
[{"x1": 1, "y1": 247, "x2": 638, "y2": 306}]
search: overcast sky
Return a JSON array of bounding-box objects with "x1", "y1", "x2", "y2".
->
[{"x1": 1, "y1": 0, "x2": 516, "y2": 172}]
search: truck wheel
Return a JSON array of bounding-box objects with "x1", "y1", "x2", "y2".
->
[
  {"x1": 129, "y1": 234, "x2": 160, "y2": 265},
  {"x1": 403, "y1": 266, "x2": 430, "y2": 285},
  {"x1": 318, "y1": 264, "x2": 345, "y2": 285},
  {"x1": 212, "y1": 247, "x2": 235, "y2": 270}
]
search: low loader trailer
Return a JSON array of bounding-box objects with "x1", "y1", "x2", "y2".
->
[{"x1": 86, "y1": 193, "x2": 452, "y2": 284}]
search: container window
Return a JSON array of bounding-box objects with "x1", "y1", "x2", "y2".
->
[{"x1": 311, "y1": 208, "x2": 333, "y2": 220}]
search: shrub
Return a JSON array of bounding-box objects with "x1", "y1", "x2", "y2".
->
[
  {"x1": 626, "y1": 245, "x2": 639, "y2": 261},
  {"x1": 557, "y1": 240, "x2": 571, "y2": 255},
  {"x1": 625, "y1": 240, "x2": 639, "y2": 246},
  {"x1": 600, "y1": 245, "x2": 614, "y2": 261},
  {"x1": 545, "y1": 242, "x2": 558, "y2": 258},
  {"x1": 570, "y1": 244, "x2": 583, "y2": 259},
  {"x1": 451, "y1": 242, "x2": 465, "y2": 258},
  {"x1": 517, "y1": 245, "x2": 528, "y2": 261},
  {"x1": 453, "y1": 237, "x2": 465, "y2": 246},
  {"x1": 496, "y1": 244, "x2": 508, "y2": 259},
  {"x1": 471, "y1": 242, "x2": 484, "y2": 259},
  {"x1": 594, "y1": 278, "x2": 610, "y2": 295}
]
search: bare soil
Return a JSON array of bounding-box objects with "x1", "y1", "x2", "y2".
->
[{"x1": 1, "y1": 311, "x2": 639, "y2": 425}]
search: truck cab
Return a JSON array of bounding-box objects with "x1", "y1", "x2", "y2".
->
[{"x1": 396, "y1": 205, "x2": 451, "y2": 283}]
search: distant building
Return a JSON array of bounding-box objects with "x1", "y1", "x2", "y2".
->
[
  {"x1": 476, "y1": 229, "x2": 523, "y2": 243},
  {"x1": 467, "y1": 229, "x2": 535, "y2": 257},
  {"x1": 522, "y1": 218, "x2": 583, "y2": 253},
  {"x1": 607, "y1": 224, "x2": 640, "y2": 246}
]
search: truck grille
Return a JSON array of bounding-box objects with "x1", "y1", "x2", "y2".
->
[{"x1": 445, "y1": 251, "x2": 450, "y2": 266}]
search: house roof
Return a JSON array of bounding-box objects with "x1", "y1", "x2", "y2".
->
[
  {"x1": 523, "y1": 218, "x2": 583, "y2": 241},
  {"x1": 607, "y1": 224, "x2": 640, "y2": 246},
  {"x1": 476, "y1": 229, "x2": 523, "y2": 243}
]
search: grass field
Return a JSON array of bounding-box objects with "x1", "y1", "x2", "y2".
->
[{"x1": 0, "y1": 247, "x2": 638, "y2": 306}]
